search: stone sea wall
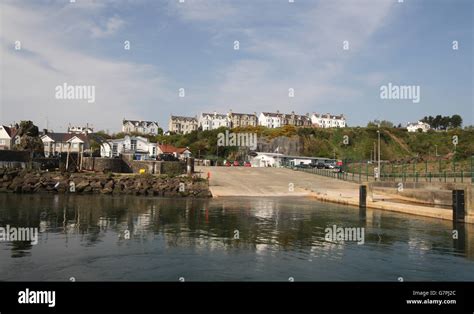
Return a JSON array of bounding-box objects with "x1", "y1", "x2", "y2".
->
[{"x1": 0, "y1": 168, "x2": 211, "y2": 197}]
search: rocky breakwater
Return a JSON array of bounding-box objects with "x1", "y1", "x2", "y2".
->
[{"x1": 0, "y1": 169, "x2": 211, "y2": 197}]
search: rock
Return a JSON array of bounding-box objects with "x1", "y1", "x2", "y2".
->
[
  {"x1": 90, "y1": 180, "x2": 103, "y2": 193},
  {"x1": 101, "y1": 187, "x2": 113, "y2": 194},
  {"x1": 104, "y1": 180, "x2": 114, "y2": 189},
  {"x1": 33, "y1": 182, "x2": 44, "y2": 192},
  {"x1": 24, "y1": 177, "x2": 39, "y2": 185},
  {"x1": 21, "y1": 184, "x2": 32, "y2": 193},
  {"x1": 75, "y1": 180, "x2": 90, "y2": 192},
  {"x1": 0, "y1": 170, "x2": 211, "y2": 197},
  {"x1": 55, "y1": 180, "x2": 68, "y2": 193}
]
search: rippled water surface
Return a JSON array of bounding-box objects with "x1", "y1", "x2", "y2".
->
[{"x1": 0, "y1": 194, "x2": 473, "y2": 281}]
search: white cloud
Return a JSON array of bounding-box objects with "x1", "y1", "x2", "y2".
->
[
  {"x1": 191, "y1": 0, "x2": 395, "y2": 118},
  {"x1": 90, "y1": 15, "x2": 125, "y2": 38},
  {"x1": 0, "y1": 2, "x2": 173, "y2": 132},
  {"x1": 0, "y1": 0, "x2": 399, "y2": 131}
]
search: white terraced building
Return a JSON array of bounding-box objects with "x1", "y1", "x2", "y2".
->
[
  {"x1": 199, "y1": 112, "x2": 231, "y2": 131},
  {"x1": 259, "y1": 111, "x2": 312, "y2": 128},
  {"x1": 311, "y1": 113, "x2": 346, "y2": 128},
  {"x1": 122, "y1": 119, "x2": 159, "y2": 135},
  {"x1": 168, "y1": 115, "x2": 198, "y2": 134},
  {"x1": 258, "y1": 112, "x2": 282, "y2": 128}
]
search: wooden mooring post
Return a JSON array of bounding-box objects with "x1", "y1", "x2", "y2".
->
[{"x1": 452, "y1": 189, "x2": 465, "y2": 223}]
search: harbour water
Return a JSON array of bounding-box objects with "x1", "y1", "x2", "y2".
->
[{"x1": 0, "y1": 194, "x2": 473, "y2": 281}]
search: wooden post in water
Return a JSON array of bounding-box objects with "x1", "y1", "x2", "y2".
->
[
  {"x1": 65, "y1": 143, "x2": 71, "y2": 172},
  {"x1": 79, "y1": 143, "x2": 84, "y2": 171},
  {"x1": 452, "y1": 189, "x2": 465, "y2": 223},
  {"x1": 187, "y1": 157, "x2": 194, "y2": 176},
  {"x1": 359, "y1": 185, "x2": 367, "y2": 210}
]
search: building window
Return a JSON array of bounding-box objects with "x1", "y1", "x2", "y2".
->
[{"x1": 131, "y1": 140, "x2": 137, "y2": 151}]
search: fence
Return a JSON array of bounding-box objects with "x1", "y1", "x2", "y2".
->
[{"x1": 294, "y1": 156, "x2": 474, "y2": 184}]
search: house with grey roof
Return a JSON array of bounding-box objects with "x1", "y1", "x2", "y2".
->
[{"x1": 122, "y1": 119, "x2": 159, "y2": 135}]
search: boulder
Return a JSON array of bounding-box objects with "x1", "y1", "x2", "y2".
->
[{"x1": 75, "y1": 180, "x2": 90, "y2": 192}]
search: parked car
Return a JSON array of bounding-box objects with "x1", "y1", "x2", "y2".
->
[
  {"x1": 315, "y1": 162, "x2": 326, "y2": 169},
  {"x1": 233, "y1": 160, "x2": 240, "y2": 166},
  {"x1": 225, "y1": 161, "x2": 232, "y2": 167},
  {"x1": 324, "y1": 163, "x2": 335, "y2": 169},
  {"x1": 244, "y1": 161, "x2": 251, "y2": 167}
]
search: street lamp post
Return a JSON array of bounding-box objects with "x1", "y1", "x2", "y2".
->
[
  {"x1": 373, "y1": 142, "x2": 376, "y2": 162},
  {"x1": 377, "y1": 129, "x2": 381, "y2": 181}
]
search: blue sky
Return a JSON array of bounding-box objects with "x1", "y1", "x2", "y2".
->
[{"x1": 0, "y1": 0, "x2": 472, "y2": 132}]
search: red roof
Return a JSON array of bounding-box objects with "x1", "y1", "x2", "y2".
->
[{"x1": 158, "y1": 144, "x2": 188, "y2": 154}]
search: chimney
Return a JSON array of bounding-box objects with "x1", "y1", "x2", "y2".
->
[{"x1": 43, "y1": 129, "x2": 48, "y2": 135}]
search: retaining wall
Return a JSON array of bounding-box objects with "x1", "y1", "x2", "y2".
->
[{"x1": 369, "y1": 181, "x2": 473, "y2": 215}]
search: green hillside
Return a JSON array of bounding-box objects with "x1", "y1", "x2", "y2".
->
[{"x1": 116, "y1": 125, "x2": 474, "y2": 165}]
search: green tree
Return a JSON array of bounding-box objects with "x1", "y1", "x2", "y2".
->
[{"x1": 450, "y1": 115, "x2": 462, "y2": 128}]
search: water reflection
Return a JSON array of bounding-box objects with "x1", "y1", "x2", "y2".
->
[{"x1": 0, "y1": 194, "x2": 473, "y2": 281}]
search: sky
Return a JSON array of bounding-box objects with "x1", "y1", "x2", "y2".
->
[{"x1": 0, "y1": 0, "x2": 472, "y2": 133}]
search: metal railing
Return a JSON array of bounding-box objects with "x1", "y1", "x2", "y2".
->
[{"x1": 292, "y1": 156, "x2": 474, "y2": 184}]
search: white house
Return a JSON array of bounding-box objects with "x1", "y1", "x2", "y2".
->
[
  {"x1": 199, "y1": 112, "x2": 230, "y2": 131},
  {"x1": 407, "y1": 121, "x2": 430, "y2": 133},
  {"x1": 0, "y1": 125, "x2": 18, "y2": 150},
  {"x1": 68, "y1": 125, "x2": 93, "y2": 134},
  {"x1": 122, "y1": 119, "x2": 159, "y2": 135},
  {"x1": 258, "y1": 112, "x2": 282, "y2": 128},
  {"x1": 100, "y1": 135, "x2": 157, "y2": 160},
  {"x1": 41, "y1": 133, "x2": 88, "y2": 157},
  {"x1": 311, "y1": 113, "x2": 346, "y2": 128}
]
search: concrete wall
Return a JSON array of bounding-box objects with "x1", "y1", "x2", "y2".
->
[
  {"x1": 369, "y1": 181, "x2": 473, "y2": 216},
  {"x1": 81, "y1": 156, "x2": 185, "y2": 175},
  {"x1": 131, "y1": 160, "x2": 185, "y2": 175},
  {"x1": 82, "y1": 157, "x2": 125, "y2": 172}
]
